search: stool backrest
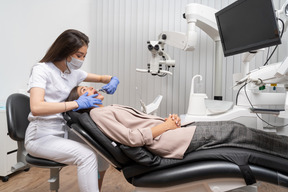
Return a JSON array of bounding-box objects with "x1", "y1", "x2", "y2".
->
[{"x1": 6, "y1": 93, "x2": 30, "y2": 141}]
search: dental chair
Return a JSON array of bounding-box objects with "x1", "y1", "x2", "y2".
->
[
  {"x1": 64, "y1": 110, "x2": 288, "y2": 192},
  {"x1": 6, "y1": 93, "x2": 66, "y2": 192}
]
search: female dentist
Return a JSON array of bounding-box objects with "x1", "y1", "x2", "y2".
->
[{"x1": 25, "y1": 29, "x2": 119, "y2": 192}]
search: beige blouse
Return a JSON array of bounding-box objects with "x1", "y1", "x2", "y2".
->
[{"x1": 90, "y1": 104, "x2": 196, "y2": 159}]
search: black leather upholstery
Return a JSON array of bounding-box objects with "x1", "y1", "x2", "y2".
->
[
  {"x1": 26, "y1": 154, "x2": 66, "y2": 167},
  {"x1": 123, "y1": 147, "x2": 288, "y2": 187},
  {"x1": 66, "y1": 111, "x2": 288, "y2": 189},
  {"x1": 130, "y1": 160, "x2": 288, "y2": 188},
  {"x1": 6, "y1": 93, "x2": 66, "y2": 167},
  {"x1": 67, "y1": 111, "x2": 132, "y2": 166},
  {"x1": 6, "y1": 93, "x2": 30, "y2": 141}
]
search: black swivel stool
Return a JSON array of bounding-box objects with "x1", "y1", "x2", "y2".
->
[{"x1": 6, "y1": 93, "x2": 66, "y2": 192}]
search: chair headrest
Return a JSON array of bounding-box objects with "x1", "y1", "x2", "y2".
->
[{"x1": 63, "y1": 111, "x2": 83, "y2": 127}]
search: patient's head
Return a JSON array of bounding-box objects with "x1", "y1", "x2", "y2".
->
[{"x1": 66, "y1": 86, "x2": 104, "y2": 110}]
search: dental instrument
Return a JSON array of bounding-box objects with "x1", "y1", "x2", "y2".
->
[{"x1": 97, "y1": 89, "x2": 107, "y2": 94}]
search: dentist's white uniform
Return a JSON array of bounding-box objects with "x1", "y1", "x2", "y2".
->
[{"x1": 25, "y1": 62, "x2": 108, "y2": 192}]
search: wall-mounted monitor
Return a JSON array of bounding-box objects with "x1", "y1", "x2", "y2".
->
[{"x1": 215, "y1": 0, "x2": 281, "y2": 57}]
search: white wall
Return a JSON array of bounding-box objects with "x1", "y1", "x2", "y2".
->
[
  {"x1": 0, "y1": 0, "x2": 96, "y2": 105},
  {"x1": 1, "y1": 0, "x2": 287, "y2": 120}
]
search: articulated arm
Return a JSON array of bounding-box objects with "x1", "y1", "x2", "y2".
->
[
  {"x1": 236, "y1": 57, "x2": 288, "y2": 87},
  {"x1": 234, "y1": 57, "x2": 288, "y2": 119},
  {"x1": 136, "y1": 3, "x2": 219, "y2": 76}
]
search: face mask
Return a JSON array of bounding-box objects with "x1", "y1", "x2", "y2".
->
[{"x1": 67, "y1": 56, "x2": 84, "y2": 70}]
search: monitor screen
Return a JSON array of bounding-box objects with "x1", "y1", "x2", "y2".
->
[{"x1": 215, "y1": 0, "x2": 281, "y2": 57}]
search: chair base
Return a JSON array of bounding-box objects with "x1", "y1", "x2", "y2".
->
[
  {"x1": 48, "y1": 167, "x2": 62, "y2": 192},
  {"x1": 28, "y1": 165, "x2": 63, "y2": 192},
  {"x1": 11, "y1": 162, "x2": 30, "y2": 173},
  {"x1": 26, "y1": 154, "x2": 66, "y2": 192},
  {"x1": 134, "y1": 178, "x2": 257, "y2": 192}
]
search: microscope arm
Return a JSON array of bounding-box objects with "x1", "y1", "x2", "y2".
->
[
  {"x1": 136, "y1": 3, "x2": 219, "y2": 76},
  {"x1": 158, "y1": 3, "x2": 219, "y2": 51}
]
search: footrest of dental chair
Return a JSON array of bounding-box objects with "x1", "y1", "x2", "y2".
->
[{"x1": 130, "y1": 160, "x2": 286, "y2": 188}]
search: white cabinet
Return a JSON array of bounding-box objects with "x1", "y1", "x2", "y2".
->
[{"x1": 0, "y1": 109, "x2": 18, "y2": 181}]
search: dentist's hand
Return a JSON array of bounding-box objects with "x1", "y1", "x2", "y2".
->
[
  {"x1": 101, "y1": 76, "x2": 119, "y2": 94},
  {"x1": 73, "y1": 92, "x2": 102, "y2": 111}
]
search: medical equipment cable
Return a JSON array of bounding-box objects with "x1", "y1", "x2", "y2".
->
[
  {"x1": 243, "y1": 83, "x2": 288, "y2": 128},
  {"x1": 235, "y1": 82, "x2": 247, "y2": 105},
  {"x1": 235, "y1": 18, "x2": 287, "y2": 128},
  {"x1": 263, "y1": 45, "x2": 278, "y2": 66},
  {"x1": 263, "y1": 18, "x2": 284, "y2": 66},
  {"x1": 266, "y1": 47, "x2": 270, "y2": 63}
]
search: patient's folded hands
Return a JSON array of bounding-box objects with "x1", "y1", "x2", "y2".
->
[
  {"x1": 165, "y1": 114, "x2": 181, "y2": 129},
  {"x1": 151, "y1": 114, "x2": 181, "y2": 138}
]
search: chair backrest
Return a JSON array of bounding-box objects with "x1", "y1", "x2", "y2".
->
[
  {"x1": 65, "y1": 111, "x2": 162, "y2": 168},
  {"x1": 6, "y1": 93, "x2": 30, "y2": 141},
  {"x1": 65, "y1": 111, "x2": 132, "y2": 167}
]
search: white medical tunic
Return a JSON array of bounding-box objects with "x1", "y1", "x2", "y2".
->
[
  {"x1": 25, "y1": 62, "x2": 109, "y2": 191},
  {"x1": 26, "y1": 62, "x2": 87, "y2": 139}
]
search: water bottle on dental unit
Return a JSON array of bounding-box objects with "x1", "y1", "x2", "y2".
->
[{"x1": 187, "y1": 75, "x2": 208, "y2": 116}]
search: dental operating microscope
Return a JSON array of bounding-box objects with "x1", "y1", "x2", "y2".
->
[
  {"x1": 137, "y1": 1, "x2": 288, "y2": 132},
  {"x1": 137, "y1": 3, "x2": 222, "y2": 98}
]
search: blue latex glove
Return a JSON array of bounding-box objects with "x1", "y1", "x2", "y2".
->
[
  {"x1": 101, "y1": 76, "x2": 119, "y2": 94},
  {"x1": 73, "y1": 92, "x2": 102, "y2": 111}
]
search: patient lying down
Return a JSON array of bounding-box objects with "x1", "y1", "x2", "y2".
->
[{"x1": 66, "y1": 86, "x2": 288, "y2": 160}]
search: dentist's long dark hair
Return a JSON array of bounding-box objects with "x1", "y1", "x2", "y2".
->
[
  {"x1": 66, "y1": 86, "x2": 80, "y2": 102},
  {"x1": 40, "y1": 29, "x2": 89, "y2": 63}
]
